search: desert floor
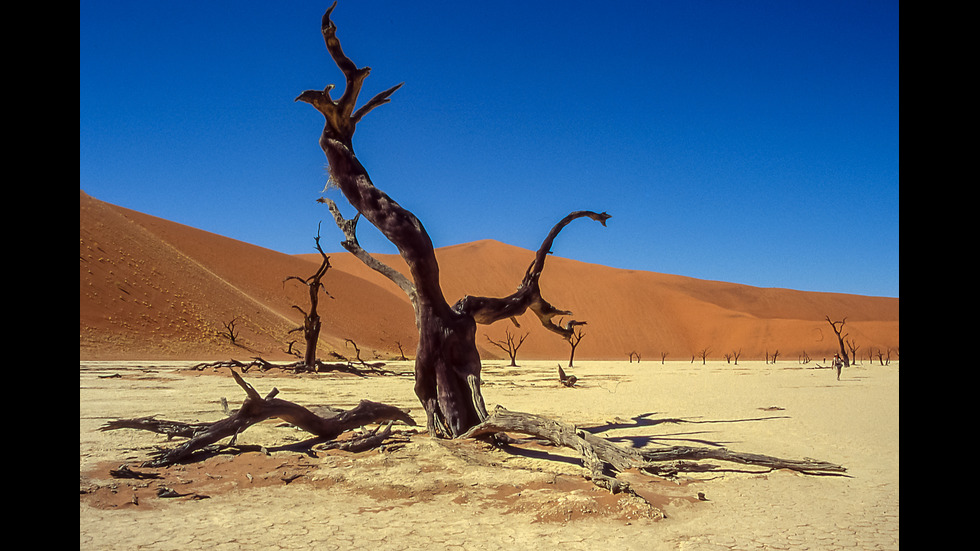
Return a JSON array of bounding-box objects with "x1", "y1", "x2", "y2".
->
[{"x1": 80, "y1": 360, "x2": 898, "y2": 550}]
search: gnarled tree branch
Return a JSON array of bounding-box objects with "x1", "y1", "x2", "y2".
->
[{"x1": 101, "y1": 370, "x2": 416, "y2": 467}]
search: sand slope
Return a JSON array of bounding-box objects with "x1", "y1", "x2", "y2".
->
[{"x1": 80, "y1": 190, "x2": 898, "y2": 362}]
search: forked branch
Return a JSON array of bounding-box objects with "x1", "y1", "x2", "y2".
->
[
  {"x1": 101, "y1": 370, "x2": 416, "y2": 467},
  {"x1": 295, "y1": 2, "x2": 403, "y2": 149},
  {"x1": 453, "y1": 211, "x2": 610, "y2": 339}
]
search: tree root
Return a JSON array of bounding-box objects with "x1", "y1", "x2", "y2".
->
[{"x1": 462, "y1": 406, "x2": 846, "y2": 495}]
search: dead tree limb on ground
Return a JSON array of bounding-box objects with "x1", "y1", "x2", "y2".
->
[
  {"x1": 463, "y1": 407, "x2": 846, "y2": 494},
  {"x1": 188, "y1": 357, "x2": 408, "y2": 376},
  {"x1": 558, "y1": 365, "x2": 578, "y2": 387},
  {"x1": 101, "y1": 370, "x2": 416, "y2": 467}
]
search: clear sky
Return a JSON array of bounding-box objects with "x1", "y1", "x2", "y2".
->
[{"x1": 80, "y1": 1, "x2": 899, "y2": 298}]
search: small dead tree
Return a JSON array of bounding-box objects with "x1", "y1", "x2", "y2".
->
[
  {"x1": 660, "y1": 352, "x2": 668, "y2": 364},
  {"x1": 825, "y1": 316, "x2": 851, "y2": 367},
  {"x1": 219, "y1": 317, "x2": 241, "y2": 346},
  {"x1": 732, "y1": 348, "x2": 742, "y2": 365},
  {"x1": 284, "y1": 226, "x2": 332, "y2": 369},
  {"x1": 770, "y1": 350, "x2": 780, "y2": 364},
  {"x1": 697, "y1": 347, "x2": 710, "y2": 365},
  {"x1": 845, "y1": 338, "x2": 860, "y2": 365},
  {"x1": 486, "y1": 329, "x2": 529, "y2": 367},
  {"x1": 567, "y1": 325, "x2": 586, "y2": 368},
  {"x1": 394, "y1": 341, "x2": 409, "y2": 361},
  {"x1": 628, "y1": 351, "x2": 641, "y2": 363}
]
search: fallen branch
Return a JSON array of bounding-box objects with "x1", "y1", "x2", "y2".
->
[
  {"x1": 189, "y1": 357, "x2": 410, "y2": 376},
  {"x1": 100, "y1": 370, "x2": 416, "y2": 467},
  {"x1": 462, "y1": 406, "x2": 845, "y2": 494},
  {"x1": 558, "y1": 365, "x2": 578, "y2": 387}
]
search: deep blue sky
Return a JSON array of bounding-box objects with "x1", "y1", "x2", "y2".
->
[{"x1": 80, "y1": 1, "x2": 899, "y2": 297}]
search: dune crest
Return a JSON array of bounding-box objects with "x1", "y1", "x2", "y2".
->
[{"x1": 80, "y1": 190, "x2": 897, "y2": 362}]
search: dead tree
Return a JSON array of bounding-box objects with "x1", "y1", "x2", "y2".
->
[
  {"x1": 567, "y1": 325, "x2": 586, "y2": 368},
  {"x1": 98, "y1": 8, "x2": 847, "y2": 497},
  {"x1": 284, "y1": 225, "x2": 332, "y2": 369},
  {"x1": 299, "y1": 4, "x2": 605, "y2": 438},
  {"x1": 286, "y1": 3, "x2": 844, "y2": 489},
  {"x1": 697, "y1": 347, "x2": 710, "y2": 365},
  {"x1": 660, "y1": 352, "x2": 668, "y2": 364},
  {"x1": 628, "y1": 351, "x2": 641, "y2": 363},
  {"x1": 732, "y1": 348, "x2": 742, "y2": 365},
  {"x1": 219, "y1": 317, "x2": 241, "y2": 346},
  {"x1": 486, "y1": 329, "x2": 529, "y2": 367},
  {"x1": 845, "y1": 338, "x2": 860, "y2": 365},
  {"x1": 825, "y1": 316, "x2": 851, "y2": 367},
  {"x1": 394, "y1": 341, "x2": 409, "y2": 361}
]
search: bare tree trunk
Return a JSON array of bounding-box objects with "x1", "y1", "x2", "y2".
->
[
  {"x1": 486, "y1": 329, "x2": 528, "y2": 367},
  {"x1": 568, "y1": 327, "x2": 585, "y2": 367},
  {"x1": 825, "y1": 316, "x2": 851, "y2": 367},
  {"x1": 284, "y1": 226, "x2": 331, "y2": 369},
  {"x1": 298, "y1": 4, "x2": 608, "y2": 437}
]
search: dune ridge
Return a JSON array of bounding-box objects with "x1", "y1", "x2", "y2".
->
[{"x1": 80, "y1": 190, "x2": 898, "y2": 362}]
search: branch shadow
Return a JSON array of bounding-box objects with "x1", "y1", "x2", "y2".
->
[{"x1": 578, "y1": 412, "x2": 792, "y2": 449}]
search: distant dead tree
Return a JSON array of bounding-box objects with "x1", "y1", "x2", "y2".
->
[
  {"x1": 284, "y1": 225, "x2": 333, "y2": 369},
  {"x1": 770, "y1": 350, "x2": 780, "y2": 364},
  {"x1": 799, "y1": 350, "x2": 811, "y2": 364},
  {"x1": 825, "y1": 316, "x2": 851, "y2": 367},
  {"x1": 845, "y1": 338, "x2": 860, "y2": 365},
  {"x1": 697, "y1": 348, "x2": 710, "y2": 365},
  {"x1": 219, "y1": 317, "x2": 241, "y2": 346},
  {"x1": 567, "y1": 324, "x2": 586, "y2": 368},
  {"x1": 394, "y1": 341, "x2": 409, "y2": 361},
  {"x1": 628, "y1": 351, "x2": 641, "y2": 363},
  {"x1": 875, "y1": 347, "x2": 892, "y2": 365},
  {"x1": 732, "y1": 348, "x2": 742, "y2": 365},
  {"x1": 660, "y1": 352, "x2": 668, "y2": 364},
  {"x1": 485, "y1": 329, "x2": 529, "y2": 367}
]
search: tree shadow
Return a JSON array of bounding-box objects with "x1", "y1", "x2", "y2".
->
[
  {"x1": 577, "y1": 412, "x2": 792, "y2": 449},
  {"x1": 580, "y1": 412, "x2": 790, "y2": 433}
]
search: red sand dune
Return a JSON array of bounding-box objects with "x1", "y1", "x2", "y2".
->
[{"x1": 80, "y1": 190, "x2": 898, "y2": 362}]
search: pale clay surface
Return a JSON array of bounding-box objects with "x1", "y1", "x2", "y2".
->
[{"x1": 80, "y1": 360, "x2": 899, "y2": 550}]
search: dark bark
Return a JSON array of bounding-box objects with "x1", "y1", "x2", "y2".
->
[
  {"x1": 825, "y1": 316, "x2": 851, "y2": 367},
  {"x1": 463, "y1": 407, "x2": 846, "y2": 493},
  {"x1": 486, "y1": 329, "x2": 528, "y2": 367},
  {"x1": 284, "y1": 226, "x2": 332, "y2": 369},
  {"x1": 100, "y1": 370, "x2": 415, "y2": 467},
  {"x1": 297, "y1": 4, "x2": 608, "y2": 438}
]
